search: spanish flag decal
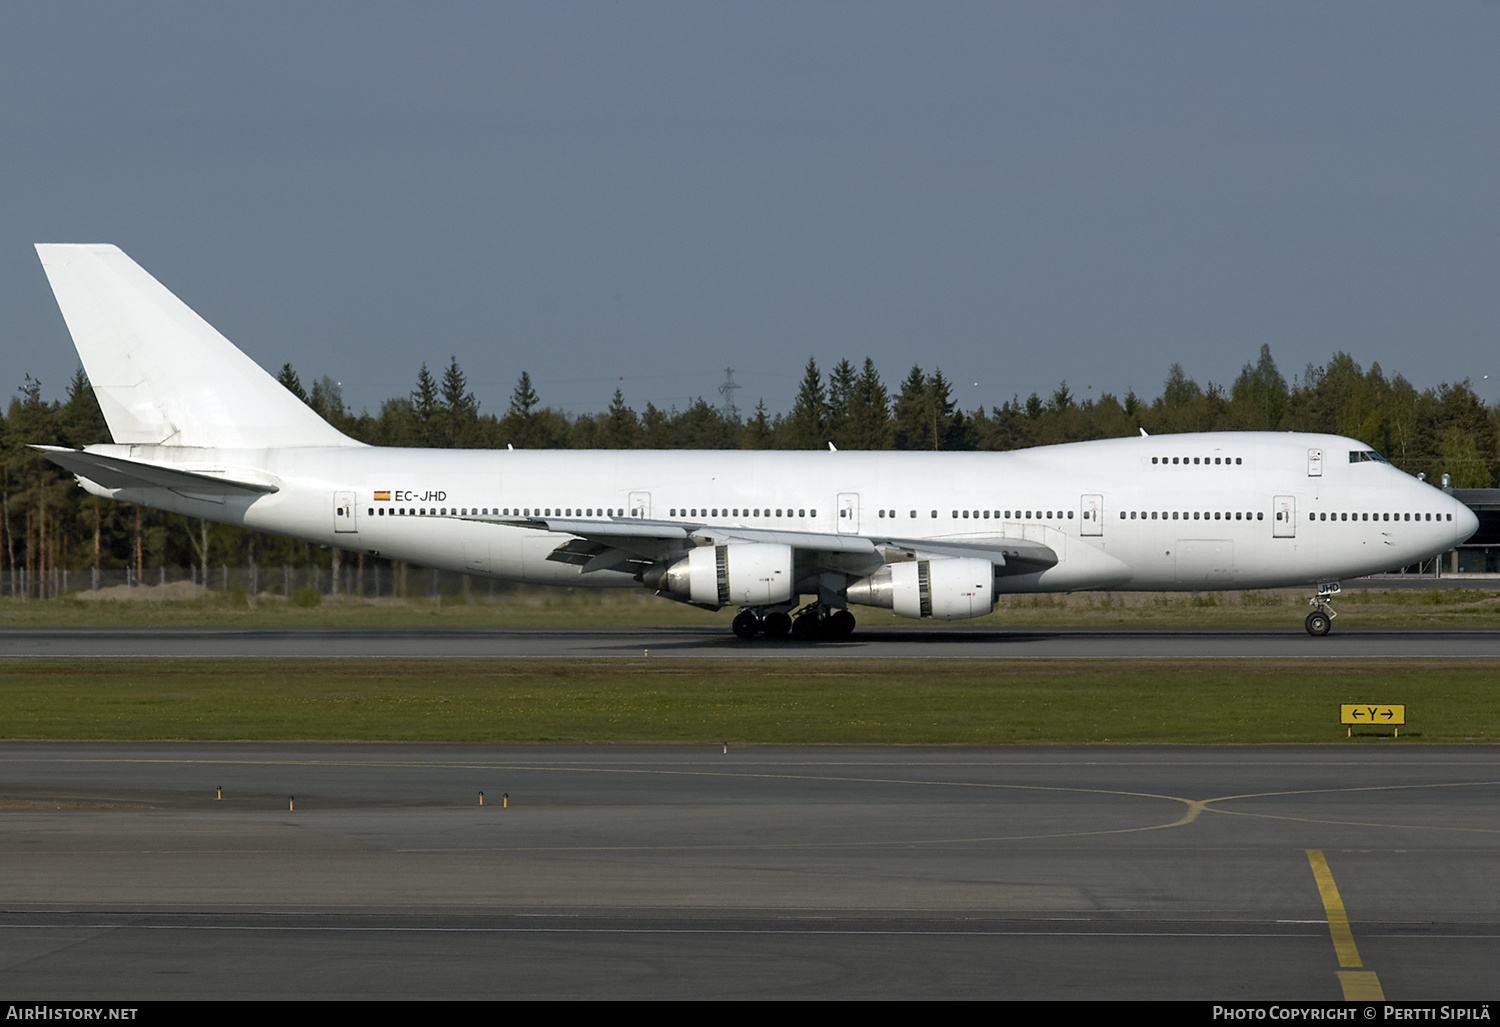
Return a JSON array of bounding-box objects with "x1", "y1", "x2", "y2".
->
[{"x1": 374, "y1": 491, "x2": 391, "y2": 501}]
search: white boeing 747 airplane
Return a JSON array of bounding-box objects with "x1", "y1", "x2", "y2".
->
[{"x1": 33, "y1": 244, "x2": 1479, "y2": 638}]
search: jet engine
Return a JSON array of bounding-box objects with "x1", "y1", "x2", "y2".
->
[
  {"x1": 657, "y1": 543, "x2": 795, "y2": 607},
  {"x1": 846, "y1": 558, "x2": 995, "y2": 620}
]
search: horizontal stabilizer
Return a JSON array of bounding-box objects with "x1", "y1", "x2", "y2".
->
[
  {"x1": 34, "y1": 446, "x2": 278, "y2": 495},
  {"x1": 34, "y1": 244, "x2": 361, "y2": 449}
]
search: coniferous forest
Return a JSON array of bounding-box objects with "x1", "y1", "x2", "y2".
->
[{"x1": 4, "y1": 345, "x2": 1496, "y2": 593}]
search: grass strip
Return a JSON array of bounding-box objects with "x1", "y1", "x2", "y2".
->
[{"x1": 0, "y1": 659, "x2": 1492, "y2": 744}]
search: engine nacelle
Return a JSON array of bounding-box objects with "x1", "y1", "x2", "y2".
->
[
  {"x1": 848, "y1": 558, "x2": 995, "y2": 620},
  {"x1": 660, "y1": 543, "x2": 795, "y2": 607}
]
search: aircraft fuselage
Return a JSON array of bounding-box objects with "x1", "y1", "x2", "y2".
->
[{"x1": 72, "y1": 430, "x2": 1474, "y2": 597}]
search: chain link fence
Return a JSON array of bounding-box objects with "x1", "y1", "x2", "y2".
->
[{"x1": 1, "y1": 563, "x2": 508, "y2": 601}]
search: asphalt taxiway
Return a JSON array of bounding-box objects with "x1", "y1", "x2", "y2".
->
[
  {"x1": 1, "y1": 742, "x2": 1497, "y2": 999},
  {"x1": 3, "y1": 624, "x2": 1500, "y2": 659}
]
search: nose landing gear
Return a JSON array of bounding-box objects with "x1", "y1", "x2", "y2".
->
[{"x1": 1305, "y1": 582, "x2": 1340, "y2": 636}]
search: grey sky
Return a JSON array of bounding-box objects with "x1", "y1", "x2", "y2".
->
[{"x1": 3, "y1": 2, "x2": 1498, "y2": 421}]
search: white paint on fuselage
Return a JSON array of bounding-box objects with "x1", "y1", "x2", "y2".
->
[{"x1": 75, "y1": 430, "x2": 1478, "y2": 604}]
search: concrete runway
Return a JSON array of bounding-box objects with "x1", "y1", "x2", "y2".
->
[
  {"x1": 2, "y1": 742, "x2": 1498, "y2": 999},
  {"x1": 3, "y1": 624, "x2": 1500, "y2": 659}
]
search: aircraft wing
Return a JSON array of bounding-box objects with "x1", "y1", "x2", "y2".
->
[
  {"x1": 484, "y1": 513, "x2": 1057, "y2": 577},
  {"x1": 878, "y1": 535, "x2": 1059, "y2": 573},
  {"x1": 34, "y1": 446, "x2": 279, "y2": 495}
]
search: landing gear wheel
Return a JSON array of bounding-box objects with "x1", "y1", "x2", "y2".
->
[
  {"x1": 791, "y1": 613, "x2": 823, "y2": 641},
  {"x1": 762, "y1": 612, "x2": 792, "y2": 639},
  {"x1": 731, "y1": 610, "x2": 761, "y2": 639},
  {"x1": 825, "y1": 609, "x2": 856, "y2": 639},
  {"x1": 1305, "y1": 610, "x2": 1332, "y2": 637}
]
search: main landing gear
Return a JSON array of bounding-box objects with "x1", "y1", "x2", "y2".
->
[
  {"x1": 1305, "y1": 582, "x2": 1340, "y2": 637},
  {"x1": 732, "y1": 609, "x2": 789, "y2": 639},
  {"x1": 732, "y1": 603, "x2": 856, "y2": 641}
]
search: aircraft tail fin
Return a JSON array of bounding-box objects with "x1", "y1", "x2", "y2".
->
[{"x1": 34, "y1": 244, "x2": 360, "y2": 449}]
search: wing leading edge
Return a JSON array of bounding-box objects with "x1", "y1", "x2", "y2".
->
[{"x1": 486, "y1": 513, "x2": 1059, "y2": 579}]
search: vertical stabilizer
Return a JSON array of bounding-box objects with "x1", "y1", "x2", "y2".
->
[{"x1": 35, "y1": 244, "x2": 360, "y2": 448}]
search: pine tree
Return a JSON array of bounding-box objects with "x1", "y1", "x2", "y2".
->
[
  {"x1": 410, "y1": 364, "x2": 440, "y2": 446},
  {"x1": 602, "y1": 389, "x2": 638, "y2": 449},
  {"x1": 309, "y1": 377, "x2": 348, "y2": 430},
  {"x1": 891, "y1": 365, "x2": 930, "y2": 450},
  {"x1": 276, "y1": 363, "x2": 308, "y2": 403},
  {"x1": 892, "y1": 366, "x2": 962, "y2": 450},
  {"x1": 926, "y1": 369, "x2": 963, "y2": 450},
  {"x1": 784, "y1": 358, "x2": 827, "y2": 449},
  {"x1": 844, "y1": 358, "x2": 891, "y2": 449},
  {"x1": 440, "y1": 356, "x2": 479, "y2": 447},
  {"x1": 441, "y1": 357, "x2": 478, "y2": 418},
  {"x1": 741, "y1": 399, "x2": 775, "y2": 449},
  {"x1": 59, "y1": 367, "x2": 108, "y2": 447},
  {"x1": 826, "y1": 358, "x2": 858, "y2": 447},
  {"x1": 501, "y1": 371, "x2": 540, "y2": 447}
]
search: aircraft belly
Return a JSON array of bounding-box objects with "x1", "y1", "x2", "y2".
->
[{"x1": 1174, "y1": 539, "x2": 1235, "y2": 586}]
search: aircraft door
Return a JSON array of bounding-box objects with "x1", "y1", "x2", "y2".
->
[
  {"x1": 628, "y1": 491, "x2": 651, "y2": 518},
  {"x1": 1080, "y1": 494, "x2": 1103, "y2": 536},
  {"x1": 1307, "y1": 449, "x2": 1323, "y2": 476},
  {"x1": 836, "y1": 492, "x2": 860, "y2": 534},
  {"x1": 1273, "y1": 495, "x2": 1296, "y2": 537},
  {"x1": 334, "y1": 491, "x2": 358, "y2": 533}
]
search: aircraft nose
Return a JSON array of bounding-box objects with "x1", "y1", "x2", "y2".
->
[{"x1": 1456, "y1": 500, "x2": 1479, "y2": 544}]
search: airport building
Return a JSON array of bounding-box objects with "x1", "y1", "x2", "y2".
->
[{"x1": 1448, "y1": 488, "x2": 1500, "y2": 575}]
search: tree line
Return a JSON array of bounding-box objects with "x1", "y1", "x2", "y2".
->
[{"x1": 5, "y1": 345, "x2": 1496, "y2": 593}]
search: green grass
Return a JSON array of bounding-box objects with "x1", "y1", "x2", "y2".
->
[
  {"x1": 6, "y1": 583, "x2": 1500, "y2": 629},
  {"x1": 0, "y1": 659, "x2": 1488, "y2": 744}
]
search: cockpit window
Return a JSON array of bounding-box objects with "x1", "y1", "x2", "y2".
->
[{"x1": 1348, "y1": 450, "x2": 1389, "y2": 464}]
